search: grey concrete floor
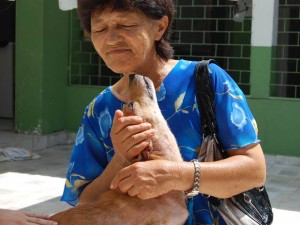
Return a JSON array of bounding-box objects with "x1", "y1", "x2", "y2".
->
[
  {"x1": 1, "y1": 132, "x2": 300, "y2": 224},
  {"x1": 0, "y1": 144, "x2": 73, "y2": 215}
]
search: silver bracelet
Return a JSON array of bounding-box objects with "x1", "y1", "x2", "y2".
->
[{"x1": 185, "y1": 159, "x2": 201, "y2": 198}]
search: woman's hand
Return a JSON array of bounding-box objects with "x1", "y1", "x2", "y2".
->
[
  {"x1": 110, "y1": 160, "x2": 189, "y2": 200},
  {"x1": 0, "y1": 209, "x2": 58, "y2": 225},
  {"x1": 110, "y1": 110, "x2": 155, "y2": 164}
]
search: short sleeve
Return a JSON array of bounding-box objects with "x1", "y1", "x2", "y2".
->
[
  {"x1": 208, "y1": 63, "x2": 260, "y2": 150},
  {"x1": 60, "y1": 104, "x2": 109, "y2": 206}
]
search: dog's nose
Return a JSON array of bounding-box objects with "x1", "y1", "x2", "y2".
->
[{"x1": 129, "y1": 74, "x2": 136, "y2": 81}]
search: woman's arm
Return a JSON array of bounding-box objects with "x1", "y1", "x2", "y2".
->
[
  {"x1": 111, "y1": 143, "x2": 266, "y2": 199},
  {"x1": 79, "y1": 110, "x2": 154, "y2": 204},
  {"x1": 182, "y1": 143, "x2": 266, "y2": 198},
  {"x1": 78, "y1": 154, "x2": 128, "y2": 204}
]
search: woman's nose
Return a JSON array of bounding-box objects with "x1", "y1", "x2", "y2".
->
[{"x1": 107, "y1": 28, "x2": 121, "y2": 44}]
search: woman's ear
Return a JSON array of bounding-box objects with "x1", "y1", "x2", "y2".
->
[{"x1": 154, "y1": 15, "x2": 169, "y2": 41}]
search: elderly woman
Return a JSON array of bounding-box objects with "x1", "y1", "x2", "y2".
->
[{"x1": 61, "y1": 0, "x2": 266, "y2": 224}]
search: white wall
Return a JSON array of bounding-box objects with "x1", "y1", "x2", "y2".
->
[{"x1": 251, "y1": 0, "x2": 279, "y2": 46}]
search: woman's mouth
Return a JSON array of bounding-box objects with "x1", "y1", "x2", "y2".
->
[{"x1": 107, "y1": 48, "x2": 130, "y2": 55}]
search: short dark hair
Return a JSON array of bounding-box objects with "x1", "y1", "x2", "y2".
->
[{"x1": 77, "y1": 0, "x2": 175, "y2": 60}]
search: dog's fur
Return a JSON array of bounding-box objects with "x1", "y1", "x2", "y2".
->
[{"x1": 50, "y1": 75, "x2": 188, "y2": 225}]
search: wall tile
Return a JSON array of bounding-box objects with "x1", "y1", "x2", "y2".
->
[
  {"x1": 193, "y1": 19, "x2": 217, "y2": 31},
  {"x1": 181, "y1": 31, "x2": 204, "y2": 43},
  {"x1": 180, "y1": 6, "x2": 205, "y2": 18},
  {"x1": 207, "y1": 32, "x2": 230, "y2": 44},
  {"x1": 192, "y1": 44, "x2": 216, "y2": 56}
]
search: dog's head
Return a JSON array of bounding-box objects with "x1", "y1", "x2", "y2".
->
[
  {"x1": 122, "y1": 74, "x2": 158, "y2": 162},
  {"x1": 123, "y1": 74, "x2": 158, "y2": 121}
]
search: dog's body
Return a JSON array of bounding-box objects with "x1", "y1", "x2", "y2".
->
[{"x1": 51, "y1": 75, "x2": 188, "y2": 225}]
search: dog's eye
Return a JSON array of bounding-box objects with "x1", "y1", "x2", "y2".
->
[{"x1": 127, "y1": 102, "x2": 134, "y2": 111}]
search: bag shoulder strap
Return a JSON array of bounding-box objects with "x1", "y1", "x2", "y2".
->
[
  {"x1": 194, "y1": 60, "x2": 227, "y2": 157},
  {"x1": 194, "y1": 59, "x2": 217, "y2": 137}
]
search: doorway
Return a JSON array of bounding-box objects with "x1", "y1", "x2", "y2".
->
[{"x1": 0, "y1": 1, "x2": 15, "y2": 131}]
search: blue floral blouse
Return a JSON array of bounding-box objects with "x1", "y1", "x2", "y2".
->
[{"x1": 61, "y1": 59, "x2": 260, "y2": 225}]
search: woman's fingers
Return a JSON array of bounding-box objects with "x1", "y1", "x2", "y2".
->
[
  {"x1": 117, "y1": 126, "x2": 154, "y2": 162},
  {"x1": 110, "y1": 166, "x2": 132, "y2": 190},
  {"x1": 111, "y1": 110, "x2": 143, "y2": 134},
  {"x1": 27, "y1": 217, "x2": 58, "y2": 225},
  {"x1": 24, "y1": 212, "x2": 50, "y2": 220},
  {"x1": 24, "y1": 212, "x2": 58, "y2": 225},
  {"x1": 124, "y1": 128, "x2": 154, "y2": 153},
  {"x1": 111, "y1": 110, "x2": 155, "y2": 162},
  {"x1": 121, "y1": 122, "x2": 153, "y2": 144}
]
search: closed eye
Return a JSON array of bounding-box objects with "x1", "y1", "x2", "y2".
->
[
  {"x1": 121, "y1": 24, "x2": 136, "y2": 28},
  {"x1": 92, "y1": 28, "x2": 106, "y2": 34}
]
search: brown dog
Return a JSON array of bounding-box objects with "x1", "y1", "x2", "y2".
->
[{"x1": 50, "y1": 74, "x2": 188, "y2": 225}]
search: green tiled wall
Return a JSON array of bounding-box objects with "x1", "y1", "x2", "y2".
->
[
  {"x1": 173, "y1": 0, "x2": 252, "y2": 94},
  {"x1": 271, "y1": 0, "x2": 300, "y2": 98},
  {"x1": 69, "y1": 0, "x2": 252, "y2": 94}
]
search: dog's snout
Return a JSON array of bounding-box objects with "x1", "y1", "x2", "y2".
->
[{"x1": 129, "y1": 74, "x2": 136, "y2": 81}]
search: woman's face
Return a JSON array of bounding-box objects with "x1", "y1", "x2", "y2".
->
[{"x1": 91, "y1": 8, "x2": 166, "y2": 75}]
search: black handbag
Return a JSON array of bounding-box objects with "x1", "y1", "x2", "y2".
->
[{"x1": 194, "y1": 60, "x2": 273, "y2": 225}]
